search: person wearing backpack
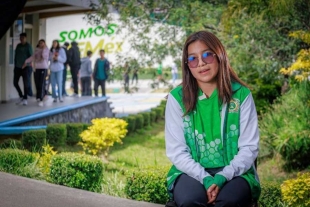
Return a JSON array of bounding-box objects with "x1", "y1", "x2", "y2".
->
[{"x1": 93, "y1": 49, "x2": 110, "y2": 97}]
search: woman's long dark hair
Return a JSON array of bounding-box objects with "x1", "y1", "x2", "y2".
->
[
  {"x1": 50, "y1": 39, "x2": 60, "y2": 52},
  {"x1": 182, "y1": 31, "x2": 246, "y2": 115}
]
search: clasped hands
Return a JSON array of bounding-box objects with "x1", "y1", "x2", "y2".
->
[{"x1": 207, "y1": 184, "x2": 220, "y2": 205}]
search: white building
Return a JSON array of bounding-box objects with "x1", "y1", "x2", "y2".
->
[{"x1": 0, "y1": 0, "x2": 98, "y2": 102}]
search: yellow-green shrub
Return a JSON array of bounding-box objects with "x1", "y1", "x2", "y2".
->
[
  {"x1": 79, "y1": 118, "x2": 128, "y2": 156},
  {"x1": 37, "y1": 144, "x2": 57, "y2": 177},
  {"x1": 281, "y1": 172, "x2": 310, "y2": 207}
]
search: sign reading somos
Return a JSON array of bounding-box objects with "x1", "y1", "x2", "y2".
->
[
  {"x1": 58, "y1": 23, "x2": 124, "y2": 57},
  {"x1": 59, "y1": 23, "x2": 118, "y2": 42}
]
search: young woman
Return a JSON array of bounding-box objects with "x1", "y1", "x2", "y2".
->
[
  {"x1": 49, "y1": 40, "x2": 67, "y2": 102},
  {"x1": 23, "y1": 39, "x2": 49, "y2": 106},
  {"x1": 165, "y1": 31, "x2": 261, "y2": 207}
]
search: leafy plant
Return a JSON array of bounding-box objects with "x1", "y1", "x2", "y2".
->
[
  {"x1": 37, "y1": 144, "x2": 57, "y2": 178},
  {"x1": 79, "y1": 118, "x2": 128, "y2": 156},
  {"x1": 0, "y1": 139, "x2": 22, "y2": 149},
  {"x1": 281, "y1": 172, "x2": 310, "y2": 207},
  {"x1": 66, "y1": 123, "x2": 84, "y2": 145},
  {"x1": 0, "y1": 148, "x2": 39, "y2": 176},
  {"x1": 125, "y1": 166, "x2": 170, "y2": 204},
  {"x1": 50, "y1": 152, "x2": 104, "y2": 192},
  {"x1": 260, "y1": 83, "x2": 310, "y2": 169},
  {"x1": 259, "y1": 182, "x2": 283, "y2": 207},
  {"x1": 134, "y1": 114, "x2": 144, "y2": 130},
  {"x1": 22, "y1": 129, "x2": 46, "y2": 152},
  {"x1": 46, "y1": 124, "x2": 67, "y2": 148}
]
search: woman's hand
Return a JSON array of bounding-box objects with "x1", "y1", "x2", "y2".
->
[
  {"x1": 207, "y1": 184, "x2": 220, "y2": 204},
  {"x1": 22, "y1": 63, "x2": 27, "y2": 69}
]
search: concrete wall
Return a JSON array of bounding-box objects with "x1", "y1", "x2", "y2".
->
[
  {"x1": 0, "y1": 32, "x2": 12, "y2": 102},
  {"x1": 19, "y1": 101, "x2": 114, "y2": 126}
]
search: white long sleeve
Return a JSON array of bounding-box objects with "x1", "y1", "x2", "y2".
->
[
  {"x1": 165, "y1": 94, "x2": 211, "y2": 184},
  {"x1": 217, "y1": 93, "x2": 259, "y2": 180}
]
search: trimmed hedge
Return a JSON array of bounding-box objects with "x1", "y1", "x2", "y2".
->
[
  {"x1": 125, "y1": 166, "x2": 170, "y2": 204},
  {"x1": 46, "y1": 124, "x2": 67, "y2": 148},
  {"x1": 141, "y1": 112, "x2": 151, "y2": 127},
  {"x1": 0, "y1": 139, "x2": 22, "y2": 149},
  {"x1": 0, "y1": 149, "x2": 38, "y2": 174},
  {"x1": 150, "y1": 111, "x2": 157, "y2": 124},
  {"x1": 83, "y1": 123, "x2": 91, "y2": 131},
  {"x1": 124, "y1": 115, "x2": 136, "y2": 133},
  {"x1": 152, "y1": 107, "x2": 164, "y2": 120},
  {"x1": 66, "y1": 123, "x2": 84, "y2": 145},
  {"x1": 134, "y1": 114, "x2": 144, "y2": 130},
  {"x1": 50, "y1": 152, "x2": 104, "y2": 192},
  {"x1": 22, "y1": 129, "x2": 46, "y2": 152}
]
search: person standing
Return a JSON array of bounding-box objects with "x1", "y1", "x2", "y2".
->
[
  {"x1": 132, "y1": 68, "x2": 138, "y2": 85},
  {"x1": 23, "y1": 39, "x2": 49, "y2": 107},
  {"x1": 49, "y1": 40, "x2": 66, "y2": 103},
  {"x1": 93, "y1": 49, "x2": 110, "y2": 97},
  {"x1": 68, "y1": 41, "x2": 81, "y2": 97},
  {"x1": 80, "y1": 50, "x2": 93, "y2": 96},
  {"x1": 62, "y1": 42, "x2": 69, "y2": 96},
  {"x1": 14, "y1": 32, "x2": 33, "y2": 105}
]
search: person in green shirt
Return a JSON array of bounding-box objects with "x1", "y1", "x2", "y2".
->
[
  {"x1": 165, "y1": 31, "x2": 260, "y2": 207},
  {"x1": 93, "y1": 49, "x2": 110, "y2": 96},
  {"x1": 14, "y1": 32, "x2": 33, "y2": 106}
]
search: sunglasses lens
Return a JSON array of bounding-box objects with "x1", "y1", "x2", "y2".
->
[
  {"x1": 187, "y1": 56, "x2": 198, "y2": 68},
  {"x1": 202, "y1": 52, "x2": 214, "y2": 64}
]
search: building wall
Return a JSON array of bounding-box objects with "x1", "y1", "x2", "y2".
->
[{"x1": 18, "y1": 100, "x2": 114, "y2": 126}]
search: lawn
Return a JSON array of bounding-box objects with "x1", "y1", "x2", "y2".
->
[{"x1": 91, "y1": 119, "x2": 306, "y2": 198}]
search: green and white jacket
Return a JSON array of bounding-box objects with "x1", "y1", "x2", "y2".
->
[{"x1": 165, "y1": 82, "x2": 261, "y2": 201}]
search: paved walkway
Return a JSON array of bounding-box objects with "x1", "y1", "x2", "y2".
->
[{"x1": 0, "y1": 172, "x2": 163, "y2": 207}]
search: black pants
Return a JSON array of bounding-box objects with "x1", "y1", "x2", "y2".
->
[
  {"x1": 94, "y1": 79, "x2": 106, "y2": 96},
  {"x1": 70, "y1": 65, "x2": 79, "y2": 94},
  {"x1": 27, "y1": 66, "x2": 33, "y2": 96},
  {"x1": 132, "y1": 73, "x2": 138, "y2": 84},
  {"x1": 34, "y1": 69, "x2": 48, "y2": 101},
  {"x1": 13, "y1": 67, "x2": 29, "y2": 99},
  {"x1": 173, "y1": 174, "x2": 252, "y2": 207},
  {"x1": 81, "y1": 77, "x2": 92, "y2": 96},
  {"x1": 62, "y1": 65, "x2": 67, "y2": 95}
]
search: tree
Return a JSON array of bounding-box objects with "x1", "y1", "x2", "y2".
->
[{"x1": 86, "y1": 0, "x2": 226, "y2": 67}]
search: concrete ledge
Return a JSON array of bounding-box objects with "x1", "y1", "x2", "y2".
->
[
  {"x1": 0, "y1": 172, "x2": 163, "y2": 207},
  {"x1": 0, "y1": 125, "x2": 46, "y2": 135},
  {"x1": 0, "y1": 96, "x2": 109, "y2": 127}
]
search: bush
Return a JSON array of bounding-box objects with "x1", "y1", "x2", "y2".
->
[
  {"x1": 125, "y1": 166, "x2": 170, "y2": 204},
  {"x1": 150, "y1": 111, "x2": 157, "y2": 124},
  {"x1": 0, "y1": 148, "x2": 38, "y2": 175},
  {"x1": 0, "y1": 139, "x2": 22, "y2": 149},
  {"x1": 83, "y1": 123, "x2": 91, "y2": 130},
  {"x1": 66, "y1": 123, "x2": 84, "y2": 145},
  {"x1": 124, "y1": 115, "x2": 136, "y2": 133},
  {"x1": 141, "y1": 112, "x2": 151, "y2": 127},
  {"x1": 159, "y1": 99, "x2": 167, "y2": 108},
  {"x1": 281, "y1": 172, "x2": 310, "y2": 207},
  {"x1": 134, "y1": 114, "x2": 144, "y2": 130},
  {"x1": 22, "y1": 129, "x2": 46, "y2": 152},
  {"x1": 37, "y1": 144, "x2": 57, "y2": 177},
  {"x1": 46, "y1": 124, "x2": 67, "y2": 148},
  {"x1": 259, "y1": 182, "x2": 283, "y2": 207},
  {"x1": 153, "y1": 107, "x2": 165, "y2": 120},
  {"x1": 50, "y1": 152, "x2": 104, "y2": 192},
  {"x1": 127, "y1": 116, "x2": 137, "y2": 132},
  {"x1": 79, "y1": 118, "x2": 128, "y2": 156},
  {"x1": 260, "y1": 83, "x2": 310, "y2": 169}
]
